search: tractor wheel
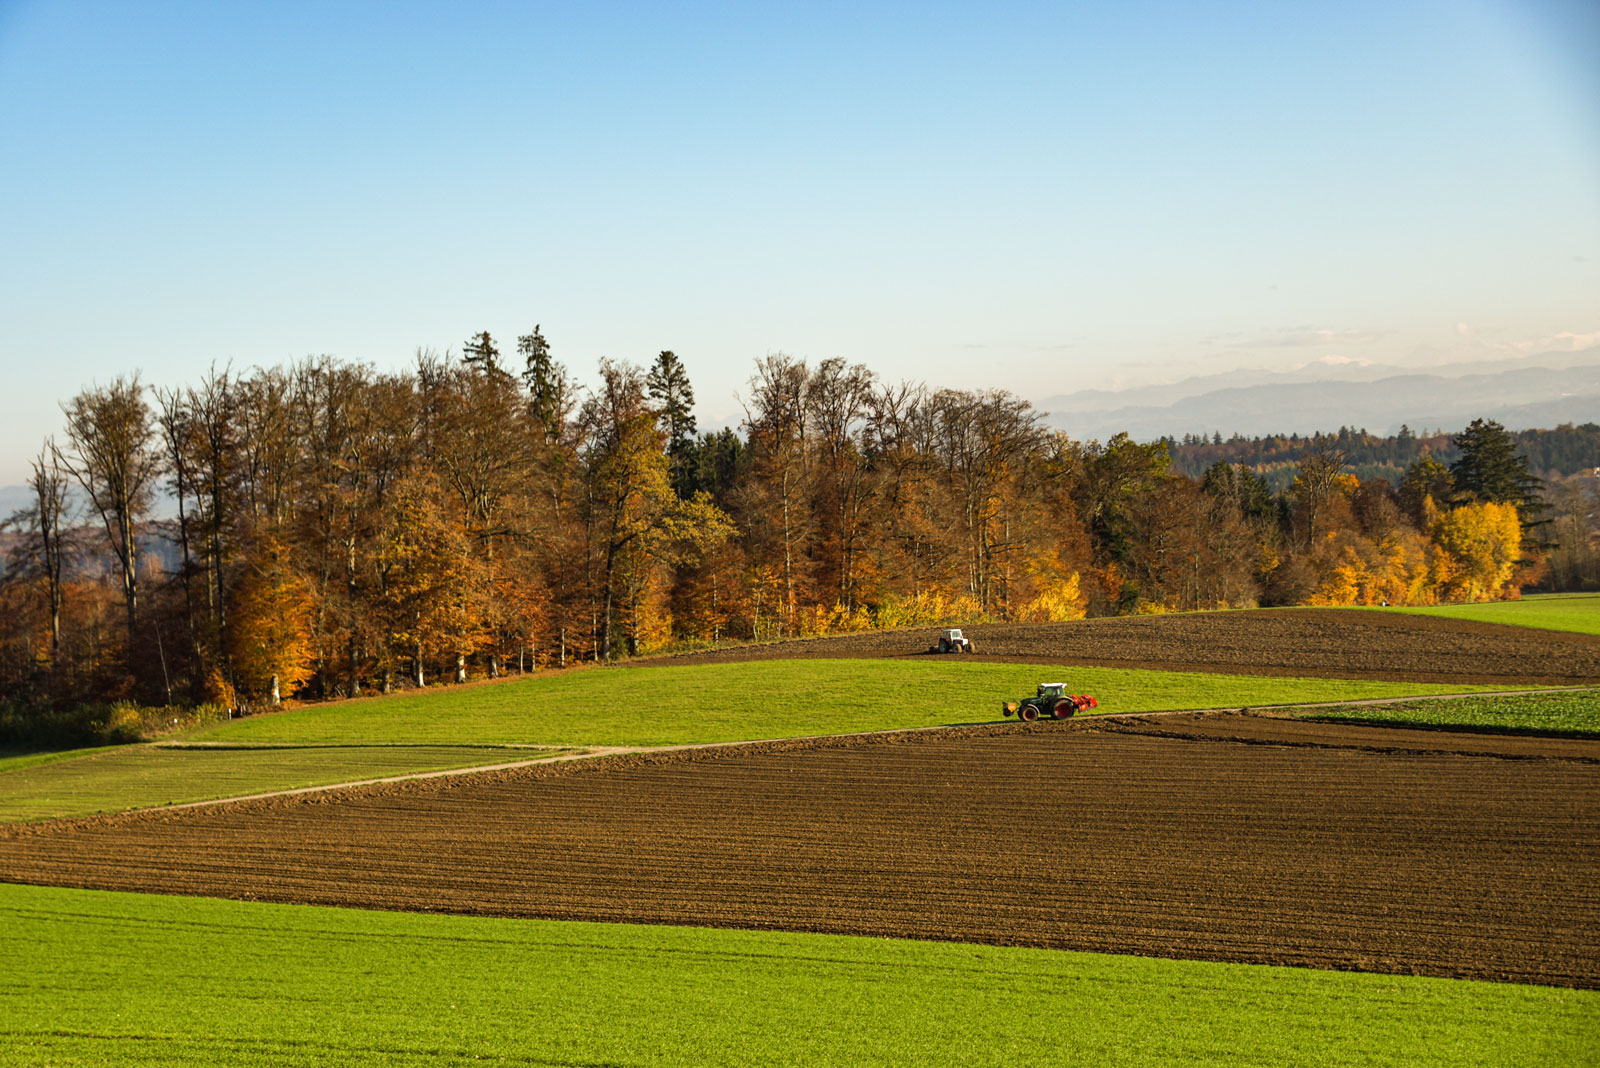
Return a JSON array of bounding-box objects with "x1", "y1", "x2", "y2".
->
[
  {"x1": 937, "y1": 640, "x2": 949, "y2": 653},
  {"x1": 1052, "y1": 699, "x2": 1076, "y2": 720},
  {"x1": 964, "y1": 642, "x2": 975, "y2": 654},
  {"x1": 1019, "y1": 704, "x2": 1039, "y2": 722}
]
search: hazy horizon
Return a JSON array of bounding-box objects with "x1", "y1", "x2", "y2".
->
[{"x1": 2, "y1": 0, "x2": 1596, "y2": 483}]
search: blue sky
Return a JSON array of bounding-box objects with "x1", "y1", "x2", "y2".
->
[{"x1": 0, "y1": 0, "x2": 1595, "y2": 483}]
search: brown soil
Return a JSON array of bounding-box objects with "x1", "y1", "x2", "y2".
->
[
  {"x1": 644, "y1": 608, "x2": 1600, "y2": 686},
  {"x1": 4, "y1": 715, "x2": 1596, "y2": 988}
]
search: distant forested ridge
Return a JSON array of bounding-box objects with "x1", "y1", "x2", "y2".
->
[
  {"x1": 2, "y1": 335, "x2": 1596, "y2": 714},
  {"x1": 1166, "y1": 423, "x2": 1600, "y2": 491}
]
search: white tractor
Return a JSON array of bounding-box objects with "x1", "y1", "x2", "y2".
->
[{"x1": 930, "y1": 627, "x2": 975, "y2": 654}]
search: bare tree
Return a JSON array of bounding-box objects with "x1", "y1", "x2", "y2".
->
[
  {"x1": 59, "y1": 375, "x2": 159, "y2": 665},
  {"x1": 805, "y1": 358, "x2": 876, "y2": 608},
  {"x1": 1291, "y1": 444, "x2": 1348, "y2": 548},
  {"x1": 742, "y1": 355, "x2": 811, "y2": 629},
  {"x1": 929, "y1": 389, "x2": 1043, "y2": 607},
  {"x1": 5, "y1": 445, "x2": 75, "y2": 656}
]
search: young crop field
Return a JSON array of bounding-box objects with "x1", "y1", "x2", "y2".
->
[
  {"x1": 1375, "y1": 592, "x2": 1600, "y2": 635},
  {"x1": 1301, "y1": 688, "x2": 1600, "y2": 735},
  {"x1": 1, "y1": 883, "x2": 1593, "y2": 1068},
  {"x1": 173, "y1": 659, "x2": 1494, "y2": 749},
  {"x1": 0, "y1": 745, "x2": 120, "y2": 775},
  {"x1": 0, "y1": 743, "x2": 579, "y2": 823}
]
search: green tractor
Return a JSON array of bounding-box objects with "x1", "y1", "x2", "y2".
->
[{"x1": 1002, "y1": 683, "x2": 1098, "y2": 722}]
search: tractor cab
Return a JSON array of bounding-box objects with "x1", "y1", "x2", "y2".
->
[
  {"x1": 932, "y1": 628, "x2": 974, "y2": 653},
  {"x1": 1037, "y1": 683, "x2": 1067, "y2": 700}
]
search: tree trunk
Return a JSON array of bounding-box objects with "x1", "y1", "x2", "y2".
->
[
  {"x1": 414, "y1": 643, "x2": 425, "y2": 688},
  {"x1": 269, "y1": 673, "x2": 281, "y2": 705},
  {"x1": 600, "y1": 539, "x2": 618, "y2": 662},
  {"x1": 455, "y1": 653, "x2": 467, "y2": 684}
]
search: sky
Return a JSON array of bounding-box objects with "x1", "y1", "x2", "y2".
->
[{"x1": 0, "y1": 0, "x2": 1596, "y2": 484}]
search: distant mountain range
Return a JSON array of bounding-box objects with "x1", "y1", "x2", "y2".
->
[{"x1": 1037, "y1": 352, "x2": 1600, "y2": 441}]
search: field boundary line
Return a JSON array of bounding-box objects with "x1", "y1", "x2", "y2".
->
[{"x1": 140, "y1": 747, "x2": 641, "y2": 813}]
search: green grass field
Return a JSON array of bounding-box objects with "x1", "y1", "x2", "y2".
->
[
  {"x1": 0, "y1": 745, "x2": 120, "y2": 775},
  {"x1": 1302, "y1": 688, "x2": 1600, "y2": 735},
  {"x1": 177, "y1": 659, "x2": 1493, "y2": 748},
  {"x1": 1377, "y1": 592, "x2": 1600, "y2": 635},
  {"x1": 0, "y1": 883, "x2": 1591, "y2": 1068},
  {"x1": 0, "y1": 744, "x2": 575, "y2": 823}
]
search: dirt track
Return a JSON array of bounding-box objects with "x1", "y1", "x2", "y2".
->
[
  {"x1": 4, "y1": 715, "x2": 1596, "y2": 988},
  {"x1": 646, "y1": 608, "x2": 1600, "y2": 686}
]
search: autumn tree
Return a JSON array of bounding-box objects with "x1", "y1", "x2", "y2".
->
[
  {"x1": 1075, "y1": 432, "x2": 1172, "y2": 604},
  {"x1": 59, "y1": 375, "x2": 160, "y2": 672},
  {"x1": 1540, "y1": 477, "x2": 1600, "y2": 592},
  {"x1": 1399, "y1": 454, "x2": 1452, "y2": 529},
  {"x1": 1289, "y1": 444, "x2": 1349, "y2": 549},
  {"x1": 1433, "y1": 500, "x2": 1522, "y2": 601},
  {"x1": 376, "y1": 474, "x2": 485, "y2": 686},
  {"x1": 742, "y1": 355, "x2": 813, "y2": 631},
  {"x1": 186, "y1": 366, "x2": 242, "y2": 660},
  {"x1": 927, "y1": 389, "x2": 1044, "y2": 609},
  {"x1": 581, "y1": 360, "x2": 674, "y2": 657},
  {"x1": 227, "y1": 532, "x2": 316, "y2": 704},
  {"x1": 805, "y1": 358, "x2": 876, "y2": 609},
  {"x1": 4, "y1": 446, "x2": 74, "y2": 658},
  {"x1": 1450, "y1": 418, "x2": 1547, "y2": 546}
]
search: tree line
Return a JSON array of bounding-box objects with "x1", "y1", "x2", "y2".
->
[
  {"x1": 1166, "y1": 422, "x2": 1600, "y2": 490},
  {"x1": 0, "y1": 335, "x2": 1572, "y2": 712}
]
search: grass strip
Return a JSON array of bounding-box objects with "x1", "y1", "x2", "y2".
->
[
  {"x1": 0, "y1": 744, "x2": 577, "y2": 824},
  {"x1": 0, "y1": 883, "x2": 1593, "y2": 1068},
  {"x1": 176, "y1": 659, "x2": 1496, "y2": 748},
  {"x1": 1300, "y1": 689, "x2": 1600, "y2": 736},
  {"x1": 1373, "y1": 592, "x2": 1600, "y2": 635}
]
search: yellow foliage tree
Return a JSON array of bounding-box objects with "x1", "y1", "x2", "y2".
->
[
  {"x1": 1015, "y1": 569, "x2": 1087, "y2": 622},
  {"x1": 1309, "y1": 528, "x2": 1436, "y2": 607},
  {"x1": 227, "y1": 534, "x2": 315, "y2": 703},
  {"x1": 1431, "y1": 501, "x2": 1522, "y2": 602}
]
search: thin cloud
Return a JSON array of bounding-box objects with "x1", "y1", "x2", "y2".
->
[
  {"x1": 1203, "y1": 326, "x2": 1389, "y2": 349},
  {"x1": 1456, "y1": 323, "x2": 1599, "y2": 355}
]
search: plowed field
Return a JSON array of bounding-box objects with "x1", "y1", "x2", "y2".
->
[
  {"x1": 4, "y1": 715, "x2": 1596, "y2": 988},
  {"x1": 649, "y1": 608, "x2": 1600, "y2": 685}
]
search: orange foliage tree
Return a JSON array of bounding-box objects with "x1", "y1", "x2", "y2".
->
[{"x1": 226, "y1": 534, "x2": 315, "y2": 704}]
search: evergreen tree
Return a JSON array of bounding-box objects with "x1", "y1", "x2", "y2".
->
[
  {"x1": 1449, "y1": 418, "x2": 1549, "y2": 547},
  {"x1": 647, "y1": 350, "x2": 697, "y2": 497},
  {"x1": 1450, "y1": 418, "x2": 1542, "y2": 501},
  {"x1": 519, "y1": 325, "x2": 573, "y2": 444},
  {"x1": 462, "y1": 331, "x2": 504, "y2": 377},
  {"x1": 1399, "y1": 454, "x2": 1452, "y2": 528}
]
